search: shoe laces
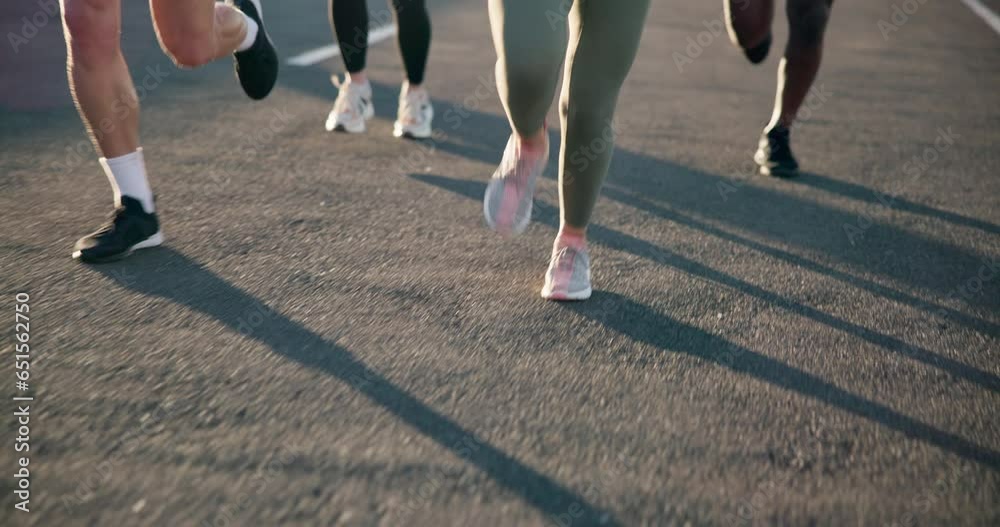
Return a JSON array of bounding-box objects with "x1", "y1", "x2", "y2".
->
[
  {"x1": 398, "y1": 89, "x2": 428, "y2": 125},
  {"x1": 94, "y1": 204, "x2": 129, "y2": 235},
  {"x1": 552, "y1": 245, "x2": 581, "y2": 273},
  {"x1": 332, "y1": 77, "x2": 367, "y2": 117}
]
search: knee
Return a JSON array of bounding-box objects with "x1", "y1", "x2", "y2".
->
[
  {"x1": 159, "y1": 32, "x2": 215, "y2": 68},
  {"x1": 787, "y1": 0, "x2": 831, "y2": 46},
  {"x1": 559, "y1": 93, "x2": 616, "y2": 131},
  {"x1": 503, "y1": 58, "x2": 560, "y2": 94},
  {"x1": 62, "y1": 0, "x2": 121, "y2": 66}
]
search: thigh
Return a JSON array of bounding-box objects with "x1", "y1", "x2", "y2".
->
[
  {"x1": 567, "y1": 0, "x2": 651, "y2": 90},
  {"x1": 726, "y1": 0, "x2": 775, "y2": 41},
  {"x1": 786, "y1": 0, "x2": 834, "y2": 15},
  {"x1": 785, "y1": 0, "x2": 833, "y2": 38},
  {"x1": 148, "y1": 0, "x2": 215, "y2": 40},
  {"x1": 488, "y1": 0, "x2": 570, "y2": 62},
  {"x1": 62, "y1": 0, "x2": 123, "y2": 35}
]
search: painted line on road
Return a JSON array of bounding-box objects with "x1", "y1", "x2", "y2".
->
[
  {"x1": 961, "y1": 0, "x2": 1000, "y2": 36},
  {"x1": 287, "y1": 24, "x2": 399, "y2": 67}
]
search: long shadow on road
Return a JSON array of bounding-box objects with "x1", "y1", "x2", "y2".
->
[
  {"x1": 288, "y1": 77, "x2": 998, "y2": 316},
  {"x1": 94, "y1": 249, "x2": 617, "y2": 526},
  {"x1": 598, "y1": 184, "x2": 1000, "y2": 339},
  {"x1": 791, "y1": 171, "x2": 1000, "y2": 236},
  {"x1": 278, "y1": 73, "x2": 1000, "y2": 358},
  {"x1": 562, "y1": 291, "x2": 1000, "y2": 471},
  {"x1": 410, "y1": 173, "x2": 1000, "y2": 396}
]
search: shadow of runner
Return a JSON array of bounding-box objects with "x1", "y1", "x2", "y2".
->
[
  {"x1": 599, "y1": 184, "x2": 1000, "y2": 339},
  {"x1": 409, "y1": 173, "x2": 1000, "y2": 394},
  {"x1": 792, "y1": 171, "x2": 1000, "y2": 236},
  {"x1": 93, "y1": 248, "x2": 618, "y2": 526},
  {"x1": 294, "y1": 78, "x2": 998, "y2": 311},
  {"x1": 562, "y1": 291, "x2": 1000, "y2": 471}
]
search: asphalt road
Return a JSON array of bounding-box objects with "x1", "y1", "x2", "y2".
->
[{"x1": 1, "y1": 0, "x2": 999, "y2": 525}]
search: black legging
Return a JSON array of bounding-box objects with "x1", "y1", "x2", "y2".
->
[{"x1": 330, "y1": 0, "x2": 431, "y2": 85}]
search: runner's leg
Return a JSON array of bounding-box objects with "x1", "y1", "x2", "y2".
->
[
  {"x1": 149, "y1": 0, "x2": 248, "y2": 67},
  {"x1": 766, "y1": 0, "x2": 833, "y2": 130},
  {"x1": 557, "y1": 0, "x2": 651, "y2": 230}
]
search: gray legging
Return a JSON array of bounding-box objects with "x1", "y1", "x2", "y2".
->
[{"x1": 489, "y1": 0, "x2": 651, "y2": 228}]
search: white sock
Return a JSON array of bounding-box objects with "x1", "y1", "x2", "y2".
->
[
  {"x1": 235, "y1": 0, "x2": 261, "y2": 52},
  {"x1": 100, "y1": 148, "x2": 154, "y2": 213}
]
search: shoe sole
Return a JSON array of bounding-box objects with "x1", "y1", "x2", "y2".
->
[
  {"x1": 754, "y1": 150, "x2": 799, "y2": 178},
  {"x1": 328, "y1": 122, "x2": 367, "y2": 133},
  {"x1": 758, "y1": 164, "x2": 800, "y2": 178},
  {"x1": 393, "y1": 122, "x2": 432, "y2": 139},
  {"x1": 73, "y1": 232, "x2": 164, "y2": 264},
  {"x1": 326, "y1": 103, "x2": 374, "y2": 133},
  {"x1": 541, "y1": 286, "x2": 593, "y2": 301}
]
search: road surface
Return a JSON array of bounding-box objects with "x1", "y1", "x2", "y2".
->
[{"x1": 1, "y1": 0, "x2": 998, "y2": 525}]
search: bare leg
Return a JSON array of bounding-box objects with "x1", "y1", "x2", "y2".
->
[
  {"x1": 725, "y1": 0, "x2": 774, "y2": 51},
  {"x1": 766, "y1": 0, "x2": 833, "y2": 129},
  {"x1": 61, "y1": 0, "x2": 137, "y2": 158},
  {"x1": 149, "y1": 0, "x2": 248, "y2": 68}
]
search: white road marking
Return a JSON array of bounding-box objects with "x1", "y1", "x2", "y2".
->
[
  {"x1": 287, "y1": 24, "x2": 399, "y2": 67},
  {"x1": 961, "y1": 0, "x2": 1000, "y2": 36}
]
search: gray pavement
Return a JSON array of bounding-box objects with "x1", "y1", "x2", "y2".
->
[{"x1": 0, "y1": 0, "x2": 998, "y2": 525}]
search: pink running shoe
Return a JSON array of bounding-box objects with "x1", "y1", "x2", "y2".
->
[
  {"x1": 541, "y1": 241, "x2": 592, "y2": 301},
  {"x1": 483, "y1": 133, "x2": 549, "y2": 235}
]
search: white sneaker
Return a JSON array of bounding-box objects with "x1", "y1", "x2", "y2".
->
[
  {"x1": 393, "y1": 82, "x2": 433, "y2": 138},
  {"x1": 483, "y1": 133, "x2": 549, "y2": 235},
  {"x1": 325, "y1": 76, "x2": 374, "y2": 133},
  {"x1": 541, "y1": 241, "x2": 592, "y2": 301}
]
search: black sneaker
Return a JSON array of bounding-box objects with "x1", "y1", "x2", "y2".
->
[
  {"x1": 232, "y1": 0, "x2": 278, "y2": 100},
  {"x1": 754, "y1": 125, "x2": 800, "y2": 178},
  {"x1": 743, "y1": 33, "x2": 772, "y2": 64},
  {"x1": 73, "y1": 196, "x2": 163, "y2": 263}
]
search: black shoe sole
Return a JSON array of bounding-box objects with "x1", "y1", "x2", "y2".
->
[
  {"x1": 758, "y1": 164, "x2": 800, "y2": 179},
  {"x1": 74, "y1": 248, "x2": 134, "y2": 264},
  {"x1": 73, "y1": 233, "x2": 163, "y2": 264},
  {"x1": 233, "y1": 0, "x2": 278, "y2": 100}
]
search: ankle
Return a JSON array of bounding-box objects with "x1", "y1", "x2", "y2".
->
[
  {"x1": 517, "y1": 128, "x2": 547, "y2": 153},
  {"x1": 556, "y1": 225, "x2": 587, "y2": 248},
  {"x1": 348, "y1": 71, "x2": 368, "y2": 86}
]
